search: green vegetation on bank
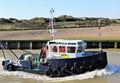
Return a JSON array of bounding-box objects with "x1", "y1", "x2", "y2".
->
[
  {"x1": 0, "y1": 15, "x2": 120, "y2": 31},
  {"x1": 77, "y1": 37, "x2": 120, "y2": 41},
  {"x1": 35, "y1": 37, "x2": 120, "y2": 42}
]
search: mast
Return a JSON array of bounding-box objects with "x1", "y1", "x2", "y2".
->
[{"x1": 49, "y1": 8, "x2": 57, "y2": 40}]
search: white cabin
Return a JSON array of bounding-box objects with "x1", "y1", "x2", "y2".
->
[{"x1": 46, "y1": 39, "x2": 87, "y2": 59}]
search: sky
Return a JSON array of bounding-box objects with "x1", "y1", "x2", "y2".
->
[{"x1": 0, "y1": 0, "x2": 120, "y2": 19}]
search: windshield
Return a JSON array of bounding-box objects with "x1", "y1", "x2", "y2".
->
[
  {"x1": 50, "y1": 46, "x2": 58, "y2": 52},
  {"x1": 77, "y1": 46, "x2": 82, "y2": 53},
  {"x1": 50, "y1": 45, "x2": 76, "y2": 53},
  {"x1": 67, "y1": 47, "x2": 76, "y2": 53},
  {"x1": 59, "y1": 46, "x2": 66, "y2": 53}
]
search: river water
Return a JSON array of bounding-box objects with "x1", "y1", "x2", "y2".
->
[{"x1": 0, "y1": 49, "x2": 120, "y2": 83}]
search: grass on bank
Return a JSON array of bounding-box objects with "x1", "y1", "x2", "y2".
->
[
  {"x1": 36, "y1": 37, "x2": 120, "y2": 41},
  {"x1": 75, "y1": 37, "x2": 120, "y2": 41}
]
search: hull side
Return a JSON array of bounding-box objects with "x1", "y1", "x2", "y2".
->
[
  {"x1": 2, "y1": 51, "x2": 107, "y2": 77},
  {"x1": 46, "y1": 51, "x2": 107, "y2": 70},
  {"x1": 40, "y1": 51, "x2": 107, "y2": 77}
]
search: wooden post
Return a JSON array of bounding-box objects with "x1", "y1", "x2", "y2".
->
[
  {"x1": 6, "y1": 42, "x2": 8, "y2": 49},
  {"x1": 18, "y1": 42, "x2": 20, "y2": 49},
  {"x1": 114, "y1": 42, "x2": 117, "y2": 48},
  {"x1": 30, "y1": 42, "x2": 32, "y2": 49},
  {"x1": 99, "y1": 42, "x2": 102, "y2": 49}
]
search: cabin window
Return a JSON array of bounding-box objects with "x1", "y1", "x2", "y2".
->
[
  {"x1": 77, "y1": 46, "x2": 82, "y2": 53},
  {"x1": 67, "y1": 47, "x2": 76, "y2": 53},
  {"x1": 59, "y1": 46, "x2": 66, "y2": 53},
  {"x1": 51, "y1": 46, "x2": 57, "y2": 52}
]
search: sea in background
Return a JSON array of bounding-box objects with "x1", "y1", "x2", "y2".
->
[{"x1": 0, "y1": 49, "x2": 120, "y2": 83}]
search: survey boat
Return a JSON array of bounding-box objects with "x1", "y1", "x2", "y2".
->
[
  {"x1": 1, "y1": 9, "x2": 107, "y2": 77},
  {"x1": 1, "y1": 39, "x2": 107, "y2": 77}
]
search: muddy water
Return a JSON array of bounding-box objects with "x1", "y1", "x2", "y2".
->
[{"x1": 0, "y1": 49, "x2": 120, "y2": 83}]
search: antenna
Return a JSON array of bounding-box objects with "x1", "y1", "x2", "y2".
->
[{"x1": 49, "y1": 8, "x2": 57, "y2": 40}]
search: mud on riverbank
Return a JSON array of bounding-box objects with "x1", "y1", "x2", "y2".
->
[{"x1": 0, "y1": 26, "x2": 120, "y2": 40}]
